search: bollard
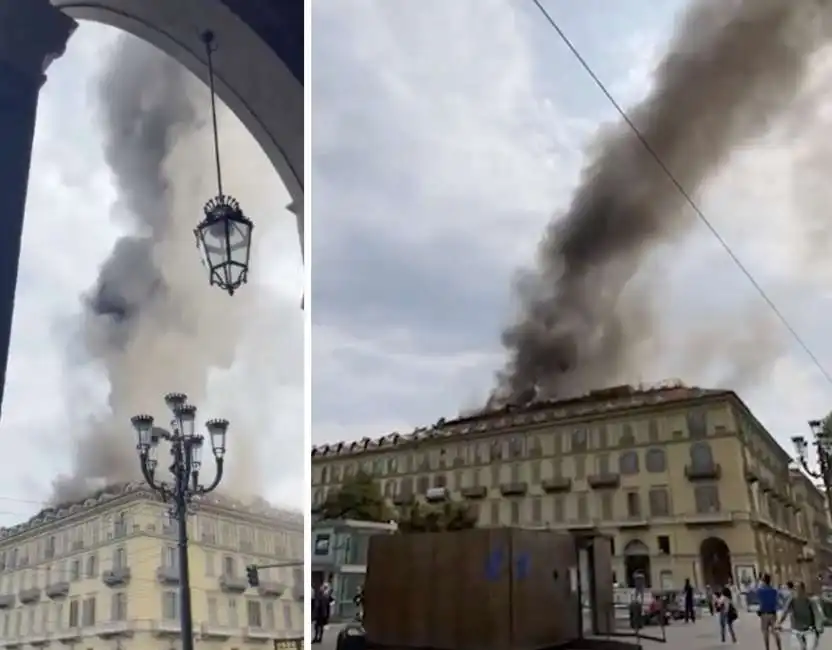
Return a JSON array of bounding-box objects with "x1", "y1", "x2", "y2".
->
[{"x1": 336, "y1": 622, "x2": 366, "y2": 650}]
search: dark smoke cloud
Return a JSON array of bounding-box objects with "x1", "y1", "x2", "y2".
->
[{"x1": 493, "y1": 0, "x2": 832, "y2": 405}]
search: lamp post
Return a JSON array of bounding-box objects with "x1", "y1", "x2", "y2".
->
[
  {"x1": 793, "y1": 419, "x2": 832, "y2": 519},
  {"x1": 193, "y1": 30, "x2": 254, "y2": 296},
  {"x1": 131, "y1": 392, "x2": 229, "y2": 650}
]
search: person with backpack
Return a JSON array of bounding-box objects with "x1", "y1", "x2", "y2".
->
[
  {"x1": 716, "y1": 585, "x2": 738, "y2": 643},
  {"x1": 777, "y1": 581, "x2": 819, "y2": 650}
]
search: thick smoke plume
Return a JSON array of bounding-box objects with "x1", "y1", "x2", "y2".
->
[
  {"x1": 52, "y1": 36, "x2": 260, "y2": 503},
  {"x1": 493, "y1": 0, "x2": 832, "y2": 405}
]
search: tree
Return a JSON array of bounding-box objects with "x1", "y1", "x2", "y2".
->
[
  {"x1": 319, "y1": 471, "x2": 393, "y2": 522},
  {"x1": 397, "y1": 500, "x2": 478, "y2": 533}
]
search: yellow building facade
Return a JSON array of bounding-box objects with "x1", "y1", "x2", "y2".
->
[
  {"x1": 0, "y1": 482, "x2": 304, "y2": 650},
  {"x1": 312, "y1": 383, "x2": 832, "y2": 591}
]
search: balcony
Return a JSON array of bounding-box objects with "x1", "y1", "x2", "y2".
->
[
  {"x1": 54, "y1": 627, "x2": 82, "y2": 644},
  {"x1": 102, "y1": 567, "x2": 132, "y2": 588},
  {"x1": 18, "y1": 587, "x2": 41, "y2": 604},
  {"x1": 45, "y1": 581, "x2": 69, "y2": 599},
  {"x1": 618, "y1": 516, "x2": 649, "y2": 529},
  {"x1": 152, "y1": 620, "x2": 182, "y2": 637},
  {"x1": 29, "y1": 633, "x2": 50, "y2": 647},
  {"x1": 0, "y1": 594, "x2": 14, "y2": 609},
  {"x1": 541, "y1": 477, "x2": 572, "y2": 493},
  {"x1": 425, "y1": 487, "x2": 449, "y2": 503},
  {"x1": 745, "y1": 468, "x2": 759, "y2": 483},
  {"x1": 200, "y1": 622, "x2": 236, "y2": 640},
  {"x1": 243, "y1": 626, "x2": 273, "y2": 641},
  {"x1": 587, "y1": 474, "x2": 621, "y2": 489},
  {"x1": 3, "y1": 637, "x2": 22, "y2": 649},
  {"x1": 685, "y1": 463, "x2": 722, "y2": 481},
  {"x1": 95, "y1": 620, "x2": 134, "y2": 638},
  {"x1": 759, "y1": 478, "x2": 772, "y2": 493},
  {"x1": 499, "y1": 482, "x2": 528, "y2": 497},
  {"x1": 155, "y1": 565, "x2": 180, "y2": 585},
  {"x1": 392, "y1": 494, "x2": 414, "y2": 506},
  {"x1": 257, "y1": 581, "x2": 286, "y2": 598},
  {"x1": 683, "y1": 511, "x2": 734, "y2": 526},
  {"x1": 219, "y1": 573, "x2": 248, "y2": 593},
  {"x1": 460, "y1": 486, "x2": 487, "y2": 500}
]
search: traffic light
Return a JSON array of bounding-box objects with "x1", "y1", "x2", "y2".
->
[{"x1": 246, "y1": 564, "x2": 260, "y2": 587}]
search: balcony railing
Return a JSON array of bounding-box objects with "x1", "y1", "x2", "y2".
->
[
  {"x1": 684, "y1": 463, "x2": 722, "y2": 481},
  {"x1": 0, "y1": 594, "x2": 14, "y2": 609},
  {"x1": 499, "y1": 482, "x2": 528, "y2": 497},
  {"x1": 95, "y1": 620, "x2": 134, "y2": 638},
  {"x1": 155, "y1": 565, "x2": 179, "y2": 585},
  {"x1": 45, "y1": 581, "x2": 69, "y2": 599},
  {"x1": 587, "y1": 473, "x2": 621, "y2": 489},
  {"x1": 18, "y1": 587, "x2": 41, "y2": 604},
  {"x1": 460, "y1": 486, "x2": 487, "y2": 499},
  {"x1": 200, "y1": 622, "x2": 236, "y2": 639},
  {"x1": 257, "y1": 581, "x2": 286, "y2": 598},
  {"x1": 219, "y1": 574, "x2": 248, "y2": 593},
  {"x1": 101, "y1": 567, "x2": 132, "y2": 588},
  {"x1": 151, "y1": 620, "x2": 182, "y2": 637},
  {"x1": 541, "y1": 477, "x2": 572, "y2": 493},
  {"x1": 243, "y1": 626, "x2": 273, "y2": 641}
]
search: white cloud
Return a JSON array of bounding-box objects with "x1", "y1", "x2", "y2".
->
[
  {"x1": 0, "y1": 22, "x2": 302, "y2": 525},
  {"x1": 313, "y1": 0, "x2": 832, "y2": 462}
]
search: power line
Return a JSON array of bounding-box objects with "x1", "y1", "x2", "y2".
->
[{"x1": 530, "y1": 0, "x2": 832, "y2": 388}]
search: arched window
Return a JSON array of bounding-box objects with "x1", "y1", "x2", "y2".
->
[
  {"x1": 619, "y1": 451, "x2": 640, "y2": 475},
  {"x1": 690, "y1": 442, "x2": 714, "y2": 468},
  {"x1": 619, "y1": 424, "x2": 635, "y2": 447},
  {"x1": 645, "y1": 448, "x2": 667, "y2": 473}
]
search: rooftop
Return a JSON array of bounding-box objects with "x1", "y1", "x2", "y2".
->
[
  {"x1": 0, "y1": 481, "x2": 302, "y2": 542},
  {"x1": 312, "y1": 380, "x2": 733, "y2": 458}
]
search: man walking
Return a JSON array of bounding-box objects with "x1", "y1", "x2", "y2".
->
[
  {"x1": 683, "y1": 578, "x2": 696, "y2": 623},
  {"x1": 757, "y1": 573, "x2": 783, "y2": 650}
]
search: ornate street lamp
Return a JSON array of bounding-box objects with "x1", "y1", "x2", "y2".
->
[
  {"x1": 193, "y1": 30, "x2": 254, "y2": 296},
  {"x1": 131, "y1": 392, "x2": 229, "y2": 650},
  {"x1": 793, "y1": 418, "x2": 832, "y2": 517}
]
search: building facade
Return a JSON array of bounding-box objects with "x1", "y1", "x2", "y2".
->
[
  {"x1": 312, "y1": 382, "x2": 832, "y2": 591},
  {"x1": 0, "y1": 482, "x2": 304, "y2": 649}
]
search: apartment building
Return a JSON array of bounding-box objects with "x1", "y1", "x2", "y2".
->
[
  {"x1": 312, "y1": 381, "x2": 832, "y2": 590},
  {"x1": 0, "y1": 481, "x2": 304, "y2": 649}
]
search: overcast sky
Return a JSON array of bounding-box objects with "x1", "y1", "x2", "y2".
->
[
  {"x1": 311, "y1": 0, "x2": 832, "y2": 466},
  {"x1": 0, "y1": 21, "x2": 303, "y2": 525}
]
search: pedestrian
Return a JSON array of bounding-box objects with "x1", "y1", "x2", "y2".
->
[
  {"x1": 311, "y1": 584, "x2": 332, "y2": 644},
  {"x1": 716, "y1": 585, "x2": 738, "y2": 643},
  {"x1": 683, "y1": 578, "x2": 696, "y2": 623},
  {"x1": 706, "y1": 585, "x2": 715, "y2": 615},
  {"x1": 757, "y1": 573, "x2": 783, "y2": 650},
  {"x1": 777, "y1": 582, "x2": 819, "y2": 650}
]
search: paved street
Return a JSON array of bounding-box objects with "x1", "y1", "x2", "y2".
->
[{"x1": 318, "y1": 613, "x2": 832, "y2": 650}]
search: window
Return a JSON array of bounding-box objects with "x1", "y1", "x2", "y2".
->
[
  {"x1": 649, "y1": 488, "x2": 670, "y2": 516},
  {"x1": 70, "y1": 560, "x2": 80, "y2": 582},
  {"x1": 509, "y1": 437, "x2": 524, "y2": 459},
  {"x1": 282, "y1": 603, "x2": 293, "y2": 630},
  {"x1": 113, "y1": 512, "x2": 127, "y2": 538},
  {"x1": 550, "y1": 458, "x2": 563, "y2": 478},
  {"x1": 690, "y1": 442, "x2": 714, "y2": 469},
  {"x1": 111, "y1": 592, "x2": 127, "y2": 621},
  {"x1": 113, "y1": 547, "x2": 126, "y2": 570},
  {"x1": 600, "y1": 493, "x2": 613, "y2": 520},
  {"x1": 510, "y1": 501, "x2": 520, "y2": 525},
  {"x1": 490, "y1": 501, "x2": 500, "y2": 525},
  {"x1": 657, "y1": 535, "x2": 671, "y2": 555},
  {"x1": 597, "y1": 425, "x2": 608, "y2": 449},
  {"x1": 645, "y1": 448, "x2": 666, "y2": 473},
  {"x1": 531, "y1": 498, "x2": 542, "y2": 523},
  {"x1": 577, "y1": 493, "x2": 588, "y2": 521},
  {"x1": 227, "y1": 597, "x2": 238, "y2": 626},
  {"x1": 45, "y1": 537, "x2": 55, "y2": 560},
  {"x1": 626, "y1": 492, "x2": 641, "y2": 518},
  {"x1": 247, "y1": 599, "x2": 262, "y2": 627},
  {"x1": 528, "y1": 436, "x2": 542, "y2": 458},
  {"x1": 207, "y1": 597, "x2": 218, "y2": 624},
  {"x1": 596, "y1": 454, "x2": 610, "y2": 475},
  {"x1": 162, "y1": 591, "x2": 178, "y2": 620},
  {"x1": 574, "y1": 456, "x2": 586, "y2": 480},
  {"x1": 416, "y1": 475, "x2": 430, "y2": 494},
  {"x1": 687, "y1": 409, "x2": 707, "y2": 438},
  {"x1": 571, "y1": 429, "x2": 588, "y2": 451},
  {"x1": 530, "y1": 461, "x2": 541, "y2": 484},
  {"x1": 81, "y1": 596, "x2": 96, "y2": 626},
  {"x1": 205, "y1": 552, "x2": 215, "y2": 577},
  {"x1": 433, "y1": 474, "x2": 447, "y2": 488},
  {"x1": 86, "y1": 554, "x2": 97, "y2": 578},
  {"x1": 648, "y1": 420, "x2": 659, "y2": 443},
  {"x1": 490, "y1": 464, "x2": 500, "y2": 487},
  {"x1": 264, "y1": 601, "x2": 275, "y2": 629},
  {"x1": 619, "y1": 424, "x2": 635, "y2": 446},
  {"x1": 223, "y1": 555, "x2": 236, "y2": 576},
  {"x1": 163, "y1": 546, "x2": 177, "y2": 569},
  {"x1": 553, "y1": 497, "x2": 564, "y2": 522},
  {"x1": 694, "y1": 485, "x2": 721, "y2": 513},
  {"x1": 618, "y1": 451, "x2": 639, "y2": 475}
]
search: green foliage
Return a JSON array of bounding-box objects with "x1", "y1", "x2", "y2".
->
[
  {"x1": 319, "y1": 471, "x2": 393, "y2": 522},
  {"x1": 397, "y1": 500, "x2": 478, "y2": 533}
]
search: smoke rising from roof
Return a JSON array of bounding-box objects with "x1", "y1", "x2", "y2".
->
[
  {"x1": 492, "y1": 0, "x2": 832, "y2": 405},
  {"x1": 51, "y1": 35, "x2": 263, "y2": 503}
]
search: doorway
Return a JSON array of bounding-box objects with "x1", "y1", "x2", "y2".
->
[
  {"x1": 624, "y1": 540, "x2": 652, "y2": 588},
  {"x1": 700, "y1": 537, "x2": 732, "y2": 588}
]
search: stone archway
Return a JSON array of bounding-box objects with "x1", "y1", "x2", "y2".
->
[
  {"x1": 700, "y1": 536, "x2": 733, "y2": 588},
  {"x1": 623, "y1": 539, "x2": 652, "y2": 588},
  {"x1": 0, "y1": 0, "x2": 303, "y2": 416}
]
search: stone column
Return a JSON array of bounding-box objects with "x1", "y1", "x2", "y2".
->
[{"x1": 0, "y1": 1, "x2": 76, "y2": 417}]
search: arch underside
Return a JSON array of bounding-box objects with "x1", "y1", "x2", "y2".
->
[{"x1": 51, "y1": 0, "x2": 303, "y2": 249}]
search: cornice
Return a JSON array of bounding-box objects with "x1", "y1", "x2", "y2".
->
[{"x1": 312, "y1": 381, "x2": 733, "y2": 461}]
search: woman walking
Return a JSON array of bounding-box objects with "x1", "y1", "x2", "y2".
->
[{"x1": 716, "y1": 585, "x2": 738, "y2": 643}]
